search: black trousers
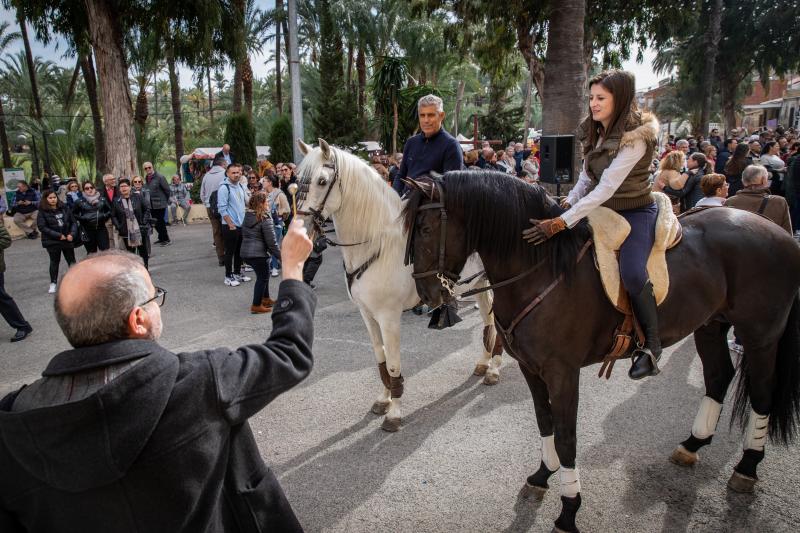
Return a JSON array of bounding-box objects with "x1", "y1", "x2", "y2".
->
[
  {"x1": 46, "y1": 246, "x2": 76, "y2": 283},
  {"x1": 83, "y1": 225, "x2": 110, "y2": 254},
  {"x1": 303, "y1": 254, "x2": 323, "y2": 284},
  {"x1": 0, "y1": 272, "x2": 30, "y2": 330},
  {"x1": 152, "y1": 208, "x2": 170, "y2": 243},
  {"x1": 125, "y1": 230, "x2": 150, "y2": 269},
  {"x1": 242, "y1": 256, "x2": 270, "y2": 305},
  {"x1": 221, "y1": 225, "x2": 243, "y2": 277}
]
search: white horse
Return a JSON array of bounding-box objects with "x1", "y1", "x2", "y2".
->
[{"x1": 296, "y1": 139, "x2": 502, "y2": 431}]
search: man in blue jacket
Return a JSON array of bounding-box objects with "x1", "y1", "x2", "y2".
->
[
  {"x1": 392, "y1": 94, "x2": 464, "y2": 195},
  {"x1": 0, "y1": 219, "x2": 315, "y2": 532},
  {"x1": 218, "y1": 162, "x2": 251, "y2": 286},
  {"x1": 11, "y1": 181, "x2": 40, "y2": 239}
]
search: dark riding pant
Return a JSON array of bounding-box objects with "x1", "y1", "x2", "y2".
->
[{"x1": 618, "y1": 202, "x2": 657, "y2": 295}]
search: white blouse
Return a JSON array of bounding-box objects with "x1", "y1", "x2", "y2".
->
[{"x1": 561, "y1": 138, "x2": 647, "y2": 228}]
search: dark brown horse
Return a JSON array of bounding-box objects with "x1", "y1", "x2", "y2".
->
[{"x1": 402, "y1": 171, "x2": 800, "y2": 533}]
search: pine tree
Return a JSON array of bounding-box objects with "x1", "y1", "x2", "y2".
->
[
  {"x1": 268, "y1": 115, "x2": 294, "y2": 164},
  {"x1": 224, "y1": 112, "x2": 257, "y2": 166},
  {"x1": 311, "y1": 0, "x2": 362, "y2": 146}
]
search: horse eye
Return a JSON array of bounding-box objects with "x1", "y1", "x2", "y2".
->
[
  {"x1": 419, "y1": 225, "x2": 432, "y2": 238},
  {"x1": 318, "y1": 176, "x2": 328, "y2": 186}
]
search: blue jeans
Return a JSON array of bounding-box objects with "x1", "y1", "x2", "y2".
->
[
  {"x1": 618, "y1": 202, "x2": 657, "y2": 295},
  {"x1": 271, "y1": 224, "x2": 284, "y2": 270}
]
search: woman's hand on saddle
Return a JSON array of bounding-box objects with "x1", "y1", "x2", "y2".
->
[
  {"x1": 559, "y1": 198, "x2": 571, "y2": 210},
  {"x1": 522, "y1": 217, "x2": 567, "y2": 245}
]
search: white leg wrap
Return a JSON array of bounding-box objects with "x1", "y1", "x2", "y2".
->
[
  {"x1": 559, "y1": 467, "x2": 581, "y2": 498},
  {"x1": 541, "y1": 435, "x2": 561, "y2": 471},
  {"x1": 691, "y1": 396, "x2": 722, "y2": 439},
  {"x1": 743, "y1": 408, "x2": 769, "y2": 451}
]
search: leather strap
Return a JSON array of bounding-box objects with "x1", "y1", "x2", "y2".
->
[{"x1": 345, "y1": 250, "x2": 381, "y2": 290}]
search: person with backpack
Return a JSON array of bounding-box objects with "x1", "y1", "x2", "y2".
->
[
  {"x1": 217, "y1": 163, "x2": 251, "y2": 287},
  {"x1": 264, "y1": 175, "x2": 290, "y2": 277},
  {"x1": 200, "y1": 157, "x2": 228, "y2": 266}
]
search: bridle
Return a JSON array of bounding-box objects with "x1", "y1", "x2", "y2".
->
[
  {"x1": 296, "y1": 154, "x2": 340, "y2": 234},
  {"x1": 405, "y1": 181, "x2": 460, "y2": 296}
]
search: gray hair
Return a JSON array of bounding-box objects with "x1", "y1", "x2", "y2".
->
[
  {"x1": 742, "y1": 164, "x2": 768, "y2": 186},
  {"x1": 676, "y1": 139, "x2": 690, "y2": 148},
  {"x1": 55, "y1": 251, "x2": 150, "y2": 347},
  {"x1": 417, "y1": 94, "x2": 444, "y2": 112}
]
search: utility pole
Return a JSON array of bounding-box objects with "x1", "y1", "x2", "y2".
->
[{"x1": 288, "y1": 0, "x2": 304, "y2": 163}]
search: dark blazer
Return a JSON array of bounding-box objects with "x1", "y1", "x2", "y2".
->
[
  {"x1": 36, "y1": 207, "x2": 78, "y2": 249},
  {"x1": 111, "y1": 194, "x2": 151, "y2": 237},
  {"x1": 145, "y1": 172, "x2": 171, "y2": 210},
  {"x1": 0, "y1": 280, "x2": 316, "y2": 533},
  {"x1": 240, "y1": 210, "x2": 281, "y2": 260},
  {"x1": 215, "y1": 150, "x2": 235, "y2": 164}
]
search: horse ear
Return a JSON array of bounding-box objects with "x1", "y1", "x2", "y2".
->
[
  {"x1": 318, "y1": 138, "x2": 332, "y2": 160},
  {"x1": 297, "y1": 139, "x2": 311, "y2": 155}
]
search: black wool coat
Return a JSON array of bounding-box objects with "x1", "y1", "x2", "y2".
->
[
  {"x1": 111, "y1": 194, "x2": 151, "y2": 237},
  {"x1": 145, "y1": 171, "x2": 172, "y2": 210},
  {"x1": 0, "y1": 280, "x2": 316, "y2": 533}
]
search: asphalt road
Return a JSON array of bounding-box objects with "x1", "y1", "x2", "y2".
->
[{"x1": 1, "y1": 223, "x2": 798, "y2": 532}]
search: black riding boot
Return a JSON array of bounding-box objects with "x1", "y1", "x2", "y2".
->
[{"x1": 628, "y1": 280, "x2": 663, "y2": 380}]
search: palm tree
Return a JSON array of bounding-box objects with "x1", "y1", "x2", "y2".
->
[
  {"x1": 127, "y1": 28, "x2": 161, "y2": 139},
  {"x1": 0, "y1": 22, "x2": 20, "y2": 168},
  {"x1": 241, "y1": 0, "x2": 271, "y2": 118},
  {"x1": 372, "y1": 56, "x2": 409, "y2": 154}
]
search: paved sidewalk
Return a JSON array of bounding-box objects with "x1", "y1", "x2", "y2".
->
[{"x1": 2, "y1": 224, "x2": 798, "y2": 532}]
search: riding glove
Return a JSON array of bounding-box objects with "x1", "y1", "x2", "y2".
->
[{"x1": 522, "y1": 217, "x2": 567, "y2": 245}]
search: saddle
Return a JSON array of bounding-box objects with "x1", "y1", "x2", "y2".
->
[{"x1": 586, "y1": 192, "x2": 682, "y2": 378}]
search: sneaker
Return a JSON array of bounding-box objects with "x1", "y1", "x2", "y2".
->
[
  {"x1": 159, "y1": 240, "x2": 172, "y2": 246},
  {"x1": 224, "y1": 277, "x2": 240, "y2": 287},
  {"x1": 236, "y1": 273, "x2": 252, "y2": 282},
  {"x1": 271, "y1": 268, "x2": 279, "y2": 277},
  {"x1": 48, "y1": 282, "x2": 57, "y2": 294},
  {"x1": 243, "y1": 265, "x2": 254, "y2": 272}
]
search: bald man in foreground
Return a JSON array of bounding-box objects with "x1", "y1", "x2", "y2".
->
[{"x1": 0, "y1": 219, "x2": 315, "y2": 532}]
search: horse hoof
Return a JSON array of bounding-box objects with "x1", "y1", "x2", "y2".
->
[
  {"x1": 727, "y1": 471, "x2": 757, "y2": 493},
  {"x1": 521, "y1": 483, "x2": 547, "y2": 501},
  {"x1": 381, "y1": 417, "x2": 401, "y2": 432},
  {"x1": 473, "y1": 364, "x2": 489, "y2": 376},
  {"x1": 371, "y1": 401, "x2": 391, "y2": 415},
  {"x1": 669, "y1": 445, "x2": 698, "y2": 467},
  {"x1": 483, "y1": 372, "x2": 500, "y2": 386}
]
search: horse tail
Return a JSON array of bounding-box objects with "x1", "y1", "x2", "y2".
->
[{"x1": 732, "y1": 292, "x2": 800, "y2": 444}]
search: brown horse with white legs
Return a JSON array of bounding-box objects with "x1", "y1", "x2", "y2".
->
[{"x1": 402, "y1": 171, "x2": 800, "y2": 533}]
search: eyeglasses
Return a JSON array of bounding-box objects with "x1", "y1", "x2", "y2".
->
[
  {"x1": 84, "y1": 185, "x2": 95, "y2": 191},
  {"x1": 133, "y1": 180, "x2": 143, "y2": 184},
  {"x1": 143, "y1": 166, "x2": 153, "y2": 170},
  {"x1": 138, "y1": 286, "x2": 167, "y2": 308}
]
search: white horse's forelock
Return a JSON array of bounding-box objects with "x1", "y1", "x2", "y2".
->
[{"x1": 298, "y1": 145, "x2": 405, "y2": 280}]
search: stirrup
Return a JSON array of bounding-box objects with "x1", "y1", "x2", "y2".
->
[{"x1": 629, "y1": 348, "x2": 661, "y2": 379}]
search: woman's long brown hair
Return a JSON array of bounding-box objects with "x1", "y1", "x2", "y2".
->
[
  {"x1": 586, "y1": 69, "x2": 638, "y2": 150},
  {"x1": 248, "y1": 191, "x2": 268, "y2": 221}
]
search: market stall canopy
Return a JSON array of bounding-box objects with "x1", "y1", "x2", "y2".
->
[{"x1": 180, "y1": 146, "x2": 272, "y2": 164}]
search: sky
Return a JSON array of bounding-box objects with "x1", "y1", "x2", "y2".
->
[{"x1": 0, "y1": 5, "x2": 664, "y2": 93}]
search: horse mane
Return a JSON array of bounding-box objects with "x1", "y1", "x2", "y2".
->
[
  {"x1": 298, "y1": 145, "x2": 407, "y2": 282},
  {"x1": 403, "y1": 171, "x2": 591, "y2": 279}
]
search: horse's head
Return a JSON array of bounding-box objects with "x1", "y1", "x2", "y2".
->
[
  {"x1": 403, "y1": 176, "x2": 472, "y2": 308},
  {"x1": 296, "y1": 138, "x2": 341, "y2": 239}
]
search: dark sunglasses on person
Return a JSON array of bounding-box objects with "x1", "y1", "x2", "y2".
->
[{"x1": 84, "y1": 185, "x2": 95, "y2": 192}]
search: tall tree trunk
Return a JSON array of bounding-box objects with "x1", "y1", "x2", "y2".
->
[
  {"x1": 346, "y1": 39, "x2": 354, "y2": 90},
  {"x1": 356, "y1": 45, "x2": 366, "y2": 123},
  {"x1": 453, "y1": 79, "x2": 465, "y2": 137},
  {"x1": 699, "y1": 0, "x2": 723, "y2": 136},
  {"x1": 18, "y1": 11, "x2": 51, "y2": 176},
  {"x1": 0, "y1": 98, "x2": 10, "y2": 169},
  {"x1": 722, "y1": 82, "x2": 738, "y2": 132},
  {"x1": 392, "y1": 97, "x2": 398, "y2": 155},
  {"x1": 64, "y1": 59, "x2": 81, "y2": 110},
  {"x1": 84, "y1": 0, "x2": 137, "y2": 178},
  {"x1": 523, "y1": 68, "x2": 533, "y2": 144},
  {"x1": 541, "y1": 0, "x2": 586, "y2": 183},
  {"x1": 166, "y1": 45, "x2": 184, "y2": 169},
  {"x1": 135, "y1": 81, "x2": 149, "y2": 135},
  {"x1": 80, "y1": 51, "x2": 108, "y2": 176},
  {"x1": 207, "y1": 66, "x2": 214, "y2": 125},
  {"x1": 275, "y1": 0, "x2": 283, "y2": 115},
  {"x1": 30, "y1": 136, "x2": 40, "y2": 182},
  {"x1": 232, "y1": 65, "x2": 243, "y2": 113},
  {"x1": 243, "y1": 57, "x2": 253, "y2": 118}
]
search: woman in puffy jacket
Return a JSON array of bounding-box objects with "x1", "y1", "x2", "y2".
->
[
  {"x1": 240, "y1": 192, "x2": 281, "y2": 314},
  {"x1": 72, "y1": 181, "x2": 112, "y2": 253},
  {"x1": 36, "y1": 190, "x2": 78, "y2": 294}
]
